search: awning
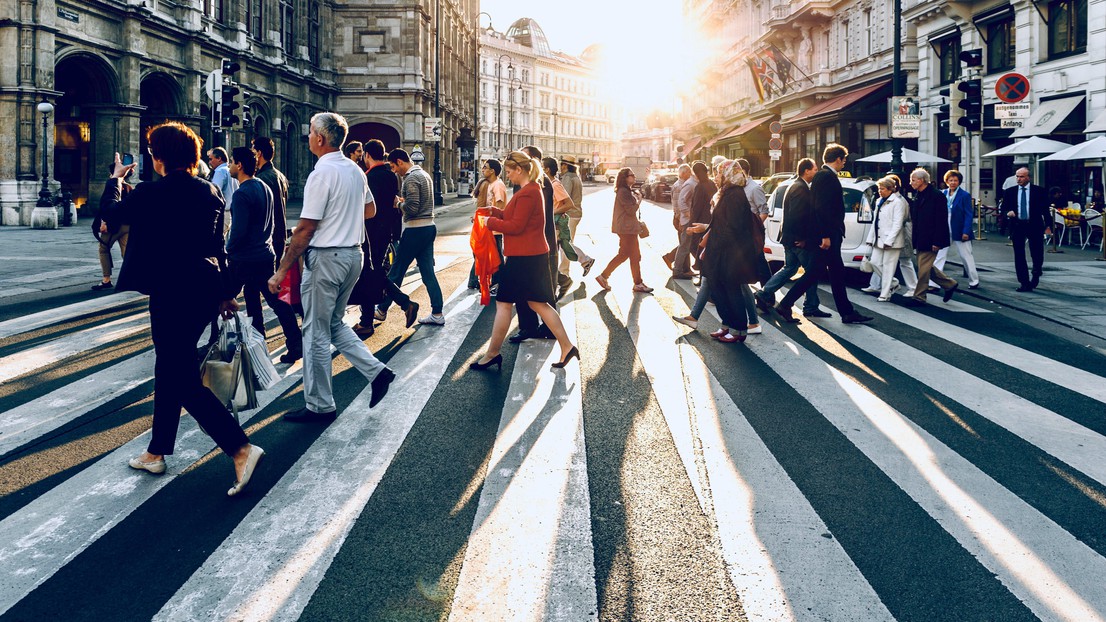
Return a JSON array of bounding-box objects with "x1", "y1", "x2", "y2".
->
[
  {"x1": 1085, "y1": 109, "x2": 1106, "y2": 134},
  {"x1": 701, "y1": 116, "x2": 773, "y2": 150},
  {"x1": 786, "y1": 80, "x2": 891, "y2": 124},
  {"x1": 1010, "y1": 95, "x2": 1084, "y2": 137},
  {"x1": 676, "y1": 136, "x2": 702, "y2": 159}
]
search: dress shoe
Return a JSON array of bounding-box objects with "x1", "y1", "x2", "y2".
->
[
  {"x1": 774, "y1": 304, "x2": 800, "y2": 323},
  {"x1": 942, "y1": 284, "x2": 958, "y2": 303},
  {"x1": 557, "y1": 278, "x2": 574, "y2": 299},
  {"x1": 754, "y1": 293, "x2": 772, "y2": 314},
  {"x1": 968, "y1": 282, "x2": 980, "y2": 289},
  {"x1": 841, "y1": 312, "x2": 874, "y2": 323},
  {"x1": 374, "y1": 306, "x2": 387, "y2": 322},
  {"x1": 470, "y1": 353, "x2": 503, "y2": 371},
  {"x1": 551, "y1": 346, "x2": 579, "y2": 369},
  {"x1": 1030, "y1": 275, "x2": 1040, "y2": 288},
  {"x1": 91, "y1": 281, "x2": 114, "y2": 291},
  {"x1": 672, "y1": 315, "x2": 699, "y2": 330},
  {"x1": 283, "y1": 407, "x2": 338, "y2": 423},
  {"x1": 804, "y1": 309, "x2": 832, "y2": 318},
  {"x1": 279, "y1": 350, "x2": 302, "y2": 365},
  {"x1": 128, "y1": 454, "x2": 166, "y2": 474},
  {"x1": 1015, "y1": 284, "x2": 1033, "y2": 293},
  {"x1": 509, "y1": 329, "x2": 537, "y2": 344},
  {"x1": 352, "y1": 323, "x2": 374, "y2": 338},
  {"x1": 581, "y1": 257, "x2": 596, "y2": 276},
  {"x1": 404, "y1": 301, "x2": 421, "y2": 328},
  {"x1": 227, "y1": 445, "x2": 265, "y2": 497},
  {"x1": 369, "y1": 368, "x2": 396, "y2": 408},
  {"x1": 534, "y1": 325, "x2": 556, "y2": 339}
]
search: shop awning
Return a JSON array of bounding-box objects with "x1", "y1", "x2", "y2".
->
[
  {"x1": 1085, "y1": 109, "x2": 1106, "y2": 134},
  {"x1": 1010, "y1": 95, "x2": 1084, "y2": 137},
  {"x1": 786, "y1": 80, "x2": 890, "y2": 124},
  {"x1": 676, "y1": 136, "x2": 702, "y2": 159}
]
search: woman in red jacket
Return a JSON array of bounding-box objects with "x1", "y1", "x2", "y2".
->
[
  {"x1": 595, "y1": 168, "x2": 653, "y2": 293},
  {"x1": 471, "y1": 152, "x2": 579, "y2": 371}
]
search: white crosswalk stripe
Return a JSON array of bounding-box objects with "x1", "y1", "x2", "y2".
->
[{"x1": 2, "y1": 248, "x2": 1106, "y2": 621}]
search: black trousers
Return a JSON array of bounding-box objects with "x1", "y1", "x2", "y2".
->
[
  {"x1": 1009, "y1": 221, "x2": 1044, "y2": 285},
  {"x1": 147, "y1": 292, "x2": 249, "y2": 457},
  {"x1": 359, "y1": 223, "x2": 410, "y2": 325},
  {"x1": 779, "y1": 240, "x2": 855, "y2": 316},
  {"x1": 229, "y1": 258, "x2": 302, "y2": 355}
]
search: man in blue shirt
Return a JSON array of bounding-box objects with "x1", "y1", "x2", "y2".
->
[{"x1": 208, "y1": 147, "x2": 238, "y2": 234}]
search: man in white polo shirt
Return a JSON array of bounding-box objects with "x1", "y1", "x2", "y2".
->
[{"x1": 268, "y1": 112, "x2": 396, "y2": 422}]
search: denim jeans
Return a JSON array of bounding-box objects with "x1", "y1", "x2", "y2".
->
[
  {"x1": 379, "y1": 225, "x2": 444, "y2": 314},
  {"x1": 691, "y1": 277, "x2": 757, "y2": 325},
  {"x1": 762, "y1": 245, "x2": 821, "y2": 313}
]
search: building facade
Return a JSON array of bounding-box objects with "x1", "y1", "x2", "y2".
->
[
  {"x1": 477, "y1": 18, "x2": 618, "y2": 177},
  {"x1": 679, "y1": 0, "x2": 1105, "y2": 203}
]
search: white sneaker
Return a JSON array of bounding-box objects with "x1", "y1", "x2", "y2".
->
[
  {"x1": 860, "y1": 286, "x2": 880, "y2": 294},
  {"x1": 418, "y1": 313, "x2": 446, "y2": 325},
  {"x1": 747, "y1": 324, "x2": 763, "y2": 334}
]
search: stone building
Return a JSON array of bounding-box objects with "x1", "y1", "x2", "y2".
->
[
  {"x1": 679, "y1": 0, "x2": 1105, "y2": 203},
  {"x1": 1, "y1": 0, "x2": 338, "y2": 224},
  {"x1": 477, "y1": 18, "x2": 619, "y2": 178}
]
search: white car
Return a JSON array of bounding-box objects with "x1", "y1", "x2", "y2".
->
[{"x1": 763, "y1": 176, "x2": 878, "y2": 270}]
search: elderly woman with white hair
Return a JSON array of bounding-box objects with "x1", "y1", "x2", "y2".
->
[{"x1": 864, "y1": 176, "x2": 910, "y2": 301}]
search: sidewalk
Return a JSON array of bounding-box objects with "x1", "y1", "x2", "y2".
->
[{"x1": 0, "y1": 193, "x2": 476, "y2": 305}]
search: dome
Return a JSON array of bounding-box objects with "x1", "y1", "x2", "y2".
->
[{"x1": 506, "y1": 18, "x2": 552, "y2": 57}]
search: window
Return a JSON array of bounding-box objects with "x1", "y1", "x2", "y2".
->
[
  {"x1": 247, "y1": 0, "x2": 263, "y2": 40},
  {"x1": 844, "y1": 21, "x2": 851, "y2": 62},
  {"x1": 280, "y1": 0, "x2": 294, "y2": 56},
  {"x1": 481, "y1": 82, "x2": 486, "y2": 97},
  {"x1": 481, "y1": 60, "x2": 487, "y2": 75},
  {"x1": 987, "y1": 16, "x2": 1016, "y2": 72},
  {"x1": 1048, "y1": 0, "x2": 1087, "y2": 57},
  {"x1": 204, "y1": 0, "x2": 225, "y2": 23},
  {"x1": 863, "y1": 10, "x2": 871, "y2": 56},
  {"x1": 308, "y1": 1, "x2": 320, "y2": 64},
  {"x1": 935, "y1": 36, "x2": 961, "y2": 85}
]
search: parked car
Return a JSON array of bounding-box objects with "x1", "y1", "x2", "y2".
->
[
  {"x1": 762, "y1": 175, "x2": 877, "y2": 271},
  {"x1": 644, "y1": 172, "x2": 679, "y2": 202}
]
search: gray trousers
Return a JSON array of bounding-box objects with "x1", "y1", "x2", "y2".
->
[
  {"x1": 302, "y1": 246, "x2": 386, "y2": 412},
  {"x1": 673, "y1": 226, "x2": 694, "y2": 274}
]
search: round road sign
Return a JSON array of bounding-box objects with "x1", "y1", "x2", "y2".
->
[
  {"x1": 996, "y1": 73, "x2": 1030, "y2": 103},
  {"x1": 768, "y1": 137, "x2": 783, "y2": 150},
  {"x1": 769, "y1": 121, "x2": 783, "y2": 134}
]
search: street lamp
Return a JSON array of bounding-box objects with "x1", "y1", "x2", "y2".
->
[
  {"x1": 432, "y1": 0, "x2": 443, "y2": 205},
  {"x1": 889, "y1": 0, "x2": 904, "y2": 177},
  {"x1": 509, "y1": 76, "x2": 522, "y2": 150},
  {"x1": 36, "y1": 101, "x2": 54, "y2": 208},
  {"x1": 496, "y1": 54, "x2": 512, "y2": 155}
]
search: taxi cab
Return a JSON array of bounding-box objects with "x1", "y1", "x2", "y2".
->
[{"x1": 762, "y1": 172, "x2": 878, "y2": 270}]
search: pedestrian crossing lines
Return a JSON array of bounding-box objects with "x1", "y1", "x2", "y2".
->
[{"x1": 1, "y1": 250, "x2": 1106, "y2": 620}]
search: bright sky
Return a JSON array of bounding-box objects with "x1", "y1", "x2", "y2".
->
[{"x1": 479, "y1": 0, "x2": 692, "y2": 114}]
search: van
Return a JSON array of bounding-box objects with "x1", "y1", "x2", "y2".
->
[
  {"x1": 621, "y1": 156, "x2": 652, "y2": 188},
  {"x1": 763, "y1": 176, "x2": 878, "y2": 270}
]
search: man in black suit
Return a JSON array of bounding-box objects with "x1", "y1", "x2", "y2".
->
[
  {"x1": 758, "y1": 158, "x2": 822, "y2": 321},
  {"x1": 1002, "y1": 167, "x2": 1052, "y2": 291},
  {"x1": 906, "y1": 168, "x2": 957, "y2": 306},
  {"x1": 778, "y1": 144, "x2": 872, "y2": 324}
]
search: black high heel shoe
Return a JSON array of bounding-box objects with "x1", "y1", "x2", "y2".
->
[
  {"x1": 551, "y1": 346, "x2": 579, "y2": 369},
  {"x1": 470, "y1": 353, "x2": 503, "y2": 371}
]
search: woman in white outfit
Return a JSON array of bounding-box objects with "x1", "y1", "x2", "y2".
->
[{"x1": 864, "y1": 176, "x2": 909, "y2": 301}]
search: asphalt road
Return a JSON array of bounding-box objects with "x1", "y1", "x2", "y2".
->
[{"x1": 1, "y1": 183, "x2": 1105, "y2": 621}]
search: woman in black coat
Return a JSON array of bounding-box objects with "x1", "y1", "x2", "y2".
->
[
  {"x1": 100, "y1": 121, "x2": 264, "y2": 497},
  {"x1": 691, "y1": 160, "x2": 764, "y2": 343}
]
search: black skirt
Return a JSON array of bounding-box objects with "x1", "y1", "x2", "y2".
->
[{"x1": 495, "y1": 254, "x2": 555, "y2": 304}]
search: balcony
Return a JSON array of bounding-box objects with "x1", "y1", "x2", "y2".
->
[{"x1": 764, "y1": 0, "x2": 835, "y2": 30}]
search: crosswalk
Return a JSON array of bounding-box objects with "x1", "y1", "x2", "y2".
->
[{"x1": 1, "y1": 215, "x2": 1105, "y2": 621}]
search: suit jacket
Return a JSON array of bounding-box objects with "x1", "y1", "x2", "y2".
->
[
  {"x1": 1001, "y1": 183, "x2": 1050, "y2": 234},
  {"x1": 811, "y1": 165, "x2": 845, "y2": 241},
  {"x1": 944, "y1": 188, "x2": 974, "y2": 241},
  {"x1": 366, "y1": 162, "x2": 402, "y2": 244},
  {"x1": 780, "y1": 180, "x2": 818, "y2": 247},
  {"x1": 912, "y1": 184, "x2": 952, "y2": 250},
  {"x1": 100, "y1": 170, "x2": 231, "y2": 299}
]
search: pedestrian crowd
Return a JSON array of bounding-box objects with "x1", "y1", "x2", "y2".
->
[{"x1": 92, "y1": 111, "x2": 1056, "y2": 495}]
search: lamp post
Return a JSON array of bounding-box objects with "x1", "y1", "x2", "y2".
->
[
  {"x1": 432, "y1": 0, "x2": 443, "y2": 205},
  {"x1": 31, "y1": 101, "x2": 59, "y2": 229},
  {"x1": 477, "y1": 12, "x2": 492, "y2": 161},
  {"x1": 508, "y1": 76, "x2": 521, "y2": 150},
  {"x1": 889, "y1": 0, "x2": 904, "y2": 177},
  {"x1": 496, "y1": 54, "x2": 512, "y2": 156}
]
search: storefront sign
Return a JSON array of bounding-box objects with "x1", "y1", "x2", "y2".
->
[
  {"x1": 889, "y1": 97, "x2": 921, "y2": 139},
  {"x1": 995, "y1": 103, "x2": 1031, "y2": 119}
]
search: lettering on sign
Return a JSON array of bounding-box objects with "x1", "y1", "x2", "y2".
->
[
  {"x1": 423, "y1": 118, "x2": 442, "y2": 143},
  {"x1": 1000, "y1": 119, "x2": 1025, "y2": 129},
  {"x1": 769, "y1": 149, "x2": 782, "y2": 160},
  {"x1": 57, "y1": 8, "x2": 79, "y2": 22},
  {"x1": 994, "y1": 103, "x2": 1031, "y2": 119},
  {"x1": 889, "y1": 97, "x2": 921, "y2": 139}
]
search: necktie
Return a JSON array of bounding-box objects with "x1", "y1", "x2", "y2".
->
[{"x1": 1019, "y1": 187, "x2": 1028, "y2": 220}]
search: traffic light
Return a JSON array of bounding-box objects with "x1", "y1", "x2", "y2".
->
[
  {"x1": 939, "y1": 81, "x2": 965, "y2": 136},
  {"x1": 220, "y1": 59, "x2": 241, "y2": 127},
  {"x1": 957, "y1": 78, "x2": 983, "y2": 133},
  {"x1": 959, "y1": 48, "x2": 983, "y2": 68}
]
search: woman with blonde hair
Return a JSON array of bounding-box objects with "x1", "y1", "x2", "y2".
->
[
  {"x1": 471, "y1": 152, "x2": 579, "y2": 371},
  {"x1": 595, "y1": 167, "x2": 653, "y2": 293},
  {"x1": 864, "y1": 176, "x2": 910, "y2": 301}
]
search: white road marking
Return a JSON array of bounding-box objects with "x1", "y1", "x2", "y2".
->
[
  {"x1": 0, "y1": 266, "x2": 99, "y2": 285},
  {"x1": 153, "y1": 284, "x2": 482, "y2": 622},
  {"x1": 449, "y1": 300, "x2": 598, "y2": 622},
  {"x1": 0, "y1": 292, "x2": 145, "y2": 341},
  {"x1": 0, "y1": 313, "x2": 149, "y2": 384}
]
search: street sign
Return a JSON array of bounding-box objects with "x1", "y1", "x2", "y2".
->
[
  {"x1": 996, "y1": 73, "x2": 1030, "y2": 103},
  {"x1": 1000, "y1": 119, "x2": 1025, "y2": 129},
  {"x1": 769, "y1": 121, "x2": 783, "y2": 134},
  {"x1": 889, "y1": 97, "x2": 921, "y2": 139},
  {"x1": 423, "y1": 117, "x2": 442, "y2": 142},
  {"x1": 995, "y1": 103, "x2": 1031, "y2": 119},
  {"x1": 769, "y1": 149, "x2": 782, "y2": 160},
  {"x1": 768, "y1": 137, "x2": 783, "y2": 150},
  {"x1": 204, "y1": 70, "x2": 220, "y2": 101}
]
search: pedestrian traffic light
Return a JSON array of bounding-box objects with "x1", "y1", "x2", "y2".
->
[
  {"x1": 957, "y1": 78, "x2": 983, "y2": 133},
  {"x1": 939, "y1": 81, "x2": 964, "y2": 136},
  {"x1": 959, "y1": 48, "x2": 983, "y2": 68}
]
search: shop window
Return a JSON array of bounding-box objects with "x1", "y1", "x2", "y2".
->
[
  {"x1": 935, "y1": 36, "x2": 961, "y2": 85},
  {"x1": 987, "y1": 16, "x2": 1016, "y2": 72},
  {"x1": 1048, "y1": 0, "x2": 1087, "y2": 58}
]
